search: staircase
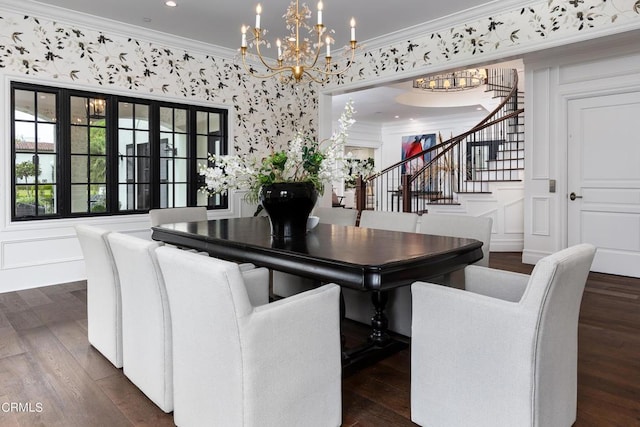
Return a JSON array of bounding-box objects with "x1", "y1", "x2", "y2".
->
[{"x1": 357, "y1": 69, "x2": 524, "y2": 213}]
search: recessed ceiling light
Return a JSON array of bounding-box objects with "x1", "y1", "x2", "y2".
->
[
  {"x1": 165, "y1": 1, "x2": 177, "y2": 7},
  {"x1": 394, "y1": 115, "x2": 400, "y2": 119}
]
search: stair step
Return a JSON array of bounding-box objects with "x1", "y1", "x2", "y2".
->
[
  {"x1": 459, "y1": 181, "x2": 491, "y2": 193},
  {"x1": 487, "y1": 158, "x2": 525, "y2": 169},
  {"x1": 475, "y1": 169, "x2": 523, "y2": 181}
]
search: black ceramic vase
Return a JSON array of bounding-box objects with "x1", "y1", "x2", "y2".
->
[{"x1": 259, "y1": 182, "x2": 318, "y2": 238}]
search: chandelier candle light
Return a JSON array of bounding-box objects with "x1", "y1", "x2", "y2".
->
[{"x1": 240, "y1": 0, "x2": 357, "y2": 83}]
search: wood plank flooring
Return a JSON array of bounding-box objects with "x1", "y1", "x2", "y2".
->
[{"x1": 0, "y1": 252, "x2": 638, "y2": 426}]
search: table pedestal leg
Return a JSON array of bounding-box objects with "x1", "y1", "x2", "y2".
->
[
  {"x1": 369, "y1": 291, "x2": 390, "y2": 344},
  {"x1": 342, "y1": 289, "x2": 407, "y2": 376}
]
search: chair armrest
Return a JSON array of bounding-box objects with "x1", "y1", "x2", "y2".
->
[
  {"x1": 464, "y1": 264, "x2": 530, "y2": 302},
  {"x1": 239, "y1": 284, "x2": 342, "y2": 424},
  {"x1": 241, "y1": 267, "x2": 269, "y2": 306}
]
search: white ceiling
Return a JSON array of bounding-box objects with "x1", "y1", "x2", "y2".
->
[{"x1": 29, "y1": 0, "x2": 513, "y2": 124}]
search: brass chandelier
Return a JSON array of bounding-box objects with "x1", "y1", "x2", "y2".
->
[
  {"x1": 413, "y1": 69, "x2": 487, "y2": 92},
  {"x1": 240, "y1": 0, "x2": 357, "y2": 83}
]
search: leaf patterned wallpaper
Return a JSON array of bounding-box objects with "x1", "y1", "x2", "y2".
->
[
  {"x1": 0, "y1": 11, "x2": 318, "y2": 157},
  {"x1": 325, "y1": 0, "x2": 640, "y2": 87},
  {"x1": 0, "y1": 0, "x2": 639, "y2": 157}
]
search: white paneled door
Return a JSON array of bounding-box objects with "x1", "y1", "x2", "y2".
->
[{"x1": 568, "y1": 91, "x2": 640, "y2": 277}]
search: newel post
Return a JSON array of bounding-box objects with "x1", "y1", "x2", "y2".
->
[
  {"x1": 402, "y1": 174, "x2": 412, "y2": 213},
  {"x1": 355, "y1": 176, "x2": 367, "y2": 212}
]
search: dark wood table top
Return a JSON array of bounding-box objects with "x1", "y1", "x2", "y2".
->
[{"x1": 152, "y1": 216, "x2": 483, "y2": 291}]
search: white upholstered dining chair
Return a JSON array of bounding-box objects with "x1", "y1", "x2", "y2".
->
[
  {"x1": 410, "y1": 243, "x2": 596, "y2": 427},
  {"x1": 417, "y1": 213, "x2": 493, "y2": 267},
  {"x1": 358, "y1": 209, "x2": 419, "y2": 232},
  {"x1": 107, "y1": 232, "x2": 269, "y2": 413},
  {"x1": 386, "y1": 213, "x2": 494, "y2": 336},
  {"x1": 314, "y1": 207, "x2": 359, "y2": 226},
  {"x1": 149, "y1": 206, "x2": 256, "y2": 271},
  {"x1": 149, "y1": 206, "x2": 207, "y2": 226},
  {"x1": 75, "y1": 224, "x2": 122, "y2": 368},
  {"x1": 156, "y1": 246, "x2": 342, "y2": 427}
]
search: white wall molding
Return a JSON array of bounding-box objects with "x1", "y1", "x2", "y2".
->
[{"x1": 0, "y1": 0, "x2": 237, "y2": 60}]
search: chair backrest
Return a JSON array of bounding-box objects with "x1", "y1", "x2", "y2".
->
[
  {"x1": 74, "y1": 224, "x2": 122, "y2": 367},
  {"x1": 524, "y1": 243, "x2": 596, "y2": 426},
  {"x1": 314, "y1": 207, "x2": 358, "y2": 226},
  {"x1": 417, "y1": 214, "x2": 493, "y2": 267},
  {"x1": 107, "y1": 232, "x2": 173, "y2": 412},
  {"x1": 156, "y1": 245, "x2": 253, "y2": 425},
  {"x1": 358, "y1": 210, "x2": 419, "y2": 232},
  {"x1": 149, "y1": 206, "x2": 207, "y2": 226}
]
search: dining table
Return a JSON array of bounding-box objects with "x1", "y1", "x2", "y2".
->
[{"x1": 152, "y1": 216, "x2": 484, "y2": 372}]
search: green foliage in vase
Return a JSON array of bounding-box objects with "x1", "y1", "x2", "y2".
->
[{"x1": 200, "y1": 100, "x2": 356, "y2": 203}]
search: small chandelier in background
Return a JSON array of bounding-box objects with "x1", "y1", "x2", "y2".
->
[
  {"x1": 413, "y1": 69, "x2": 487, "y2": 92},
  {"x1": 240, "y1": 0, "x2": 357, "y2": 84},
  {"x1": 88, "y1": 98, "x2": 106, "y2": 118}
]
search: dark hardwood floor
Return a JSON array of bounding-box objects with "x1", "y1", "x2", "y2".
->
[{"x1": 0, "y1": 252, "x2": 638, "y2": 426}]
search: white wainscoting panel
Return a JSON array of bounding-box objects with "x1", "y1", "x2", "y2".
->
[{"x1": 531, "y1": 197, "x2": 551, "y2": 236}]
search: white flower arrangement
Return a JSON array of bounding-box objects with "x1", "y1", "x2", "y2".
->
[{"x1": 200, "y1": 100, "x2": 356, "y2": 202}]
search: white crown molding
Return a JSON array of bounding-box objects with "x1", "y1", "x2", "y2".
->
[{"x1": 0, "y1": 0, "x2": 238, "y2": 59}]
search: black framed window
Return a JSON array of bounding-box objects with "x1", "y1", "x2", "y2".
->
[{"x1": 11, "y1": 82, "x2": 228, "y2": 220}]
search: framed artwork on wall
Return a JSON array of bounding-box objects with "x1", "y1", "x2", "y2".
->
[{"x1": 401, "y1": 133, "x2": 436, "y2": 174}]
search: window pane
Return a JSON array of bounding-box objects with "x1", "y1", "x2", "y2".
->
[
  {"x1": 71, "y1": 126, "x2": 88, "y2": 154},
  {"x1": 196, "y1": 111, "x2": 207, "y2": 134},
  {"x1": 160, "y1": 133, "x2": 173, "y2": 156},
  {"x1": 15, "y1": 154, "x2": 38, "y2": 184},
  {"x1": 14, "y1": 122, "x2": 35, "y2": 151},
  {"x1": 119, "y1": 102, "x2": 134, "y2": 128},
  {"x1": 37, "y1": 92, "x2": 57, "y2": 122},
  {"x1": 174, "y1": 183, "x2": 187, "y2": 207},
  {"x1": 90, "y1": 185, "x2": 107, "y2": 212},
  {"x1": 71, "y1": 156, "x2": 88, "y2": 183},
  {"x1": 196, "y1": 135, "x2": 208, "y2": 158},
  {"x1": 89, "y1": 157, "x2": 107, "y2": 182},
  {"x1": 173, "y1": 159, "x2": 188, "y2": 181},
  {"x1": 135, "y1": 132, "x2": 149, "y2": 154},
  {"x1": 15, "y1": 185, "x2": 39, "y2": 217},
  {"x1": 70, "y1": 97, "x2": 88, "y2": 125},
  {"x1": 175, "y1": 109, "x2": 187, "y2": 132},
  {"x1": 138, "y1": 183, "x2": 150, "y2": 210},
  {"x1": 136, "y1": 105, "x2": 149, "y2": 130},
  {"x1": 15, "y1": 90, "x2": 35, "y2": 118},
  {"x1": 88, "y1": 97, "x2": 106, "y2": 125},
  {"x1": 119, "y1": 129, "x2": 133, "y2": 153},
  {"x1": 160, "y1": 107, "x2": 173, "y2": 129},
  {"x1": 209, "y1": 112, "x2": 220, "y2": 133},
  {"x1": 159, "y1": 183, "x2": 170, "y2": 208},
  {"x1": 37, "y1": 154, "x2": 56, "y2": 184},
  {"x1": 89, "y1": 127, "x2": 106, "y2": 155},
  {"x1": 37, "y1": 123, "x2": 56, "y2": 152},
  {"x1": 38, "y1": 184, "x2": 57, "y2": 214},
  {"x1": 174, "y1": 134, "x2": 188, "y2": 157},
  {"x1": 71, "y1": 184, "x2": 88, "y2": 213}
]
